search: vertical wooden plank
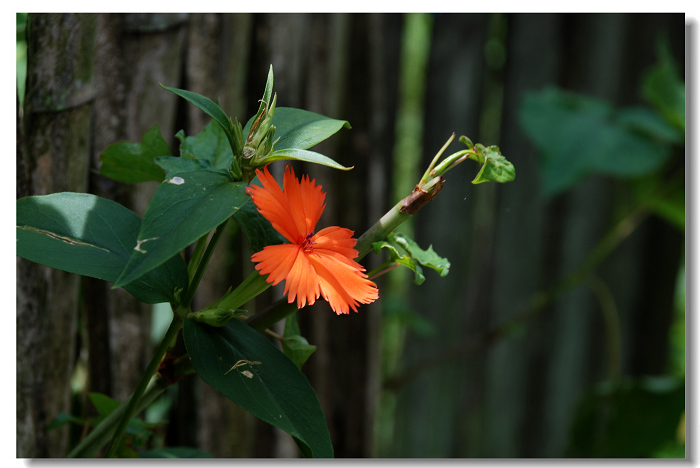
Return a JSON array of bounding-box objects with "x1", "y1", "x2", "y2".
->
[
  {"x1": 17, "y1": 13, "x2": 96, "y2": 457},
  {"x1": 388, "y1": 13, "x2": 491, "y2": 457}
]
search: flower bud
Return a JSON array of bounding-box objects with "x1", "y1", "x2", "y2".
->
[{"x1": 189, "y1": 308, "x2": 246, "y2": 327}]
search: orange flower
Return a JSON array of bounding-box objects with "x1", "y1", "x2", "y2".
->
[{"x1": 246, "y1": 166, "x2": 379, "y2": 314}]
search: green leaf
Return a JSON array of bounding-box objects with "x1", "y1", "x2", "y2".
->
[
  {"x1": 263, "y1": 148, "x2": 352, "y2": 171},
  {"x1": 566, "y1": 376, "x2": 684, "y2": 457},
  {"x1": 281, "y1": 335, "x2": 317, "y2": 370},
  {"x1": 114, "y1": 170, "x2": 248, "y2": 288},
  {"x1": 89, "y1": 392, "x2": 121, "y2": 418},
  {"x1": 242, "y1": 106, "x2": 350, "y2": 153},
  {"x1": 98, "y1": 125, "x2": 169, "y2": 183},
  {"x1": 176, "y1": 119, "x2": 234, "y2": 170},
  {"x1": 372, "y1": 240, "x2": 426, "y2": 285},
  {"x1": 154, "y1": 155, "x2": 224, "y2": 177},
  {"x1": 232, "y1": 176, "x2": 287, "y2": 253},
  {"x1": 140, "y1": 447, "x2": 213, "y2": 458},
  {"x1": 389, "y1": 232, "x2": 450, "y2": 277},
  {"x1": 183, "y1": 318, "x2": 334, "y2": 458},
  {"x1": 519, "y1": 87, "x2": 673, "y2": 197},
  {"x1": 642, "y1": 44, "x2": 685, "y2": 132},
  {"x1": 470, "y1": 144, "x2": 516, "y2": 184},
  {"x1": 17, "y1": 193, "x2": 188, "y2": 304},
  {"x1": 282, "y1": 313, "x2": 317, "y2": 369},
  {"x1": 161, "y1": 84, "x2": 239, "y2": 159},
  {"x1": 47, "y1": 413, "x2": 85, "y2": 431},
  {"x1": 616, "y1": 107, "x2": 683, "y2": 145},
  {"x1": 266, "y1": 107, "x2": 351, "y2": 151}
]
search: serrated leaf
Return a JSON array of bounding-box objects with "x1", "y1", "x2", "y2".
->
[
  {"x1": 372, "y1": 240, "x2": 425, "y2": 285},
  {"x1": 183, "y1": 318, "x2": 333, "y2": 458},
  {"x1": 98, "y1": 125, "x2": 169, "y2": 183},
  {"x1": 114, "y1": 170, "x2": 248, "y2": 288},
  {"x1": 471, "y1": 145, "x2": 516, "y2": 184},
  {"x1": 389, "y1": 232, "x2": 450, "y2": 277},
  {"x1": 263, "y1": 148, "x2": 352, "y2": 171},
  {"x1": 16, "y1": 193, "x2": 188, "y2": 304},
  {"x1": 176, "y1": 119, "x2": 234, "y2": 170}
]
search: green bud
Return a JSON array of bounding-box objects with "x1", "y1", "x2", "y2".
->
[{"x1": 189, "y1": 308, "x2": 246, "y2": 327}]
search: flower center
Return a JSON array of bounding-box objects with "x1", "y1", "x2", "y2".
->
[{"x1": 298, "y1": 232, "x2": 316, "y2": 253}]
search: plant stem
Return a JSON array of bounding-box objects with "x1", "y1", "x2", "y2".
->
[
  {"x1": 181, "y1": 219, "x2": 229, "y2": 308},
  {"x1": 368, "y1": 261, "x2": 401, "y2": 280},
  {"x1": 355, "y1": 201, "x2": 412, "y2": 261},
  {"x1": 102, "y1": 316, "x2": 183, "y2": 458},
  {"x1": 187, "y1": 232, "x2": 210, "y2": 281}
]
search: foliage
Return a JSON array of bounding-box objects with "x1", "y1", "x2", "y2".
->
[{"x1": 17, "y1": 65, "x2": 514, "y2": 458}]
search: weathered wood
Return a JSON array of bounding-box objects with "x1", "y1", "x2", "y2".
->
[{"x1": 17, "y1": 13, "x2": 96, "y2": 457}]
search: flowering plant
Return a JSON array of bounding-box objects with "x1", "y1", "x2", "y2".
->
[{"x1": 16, "y1": 66, "x2": 514, "y2": 457}]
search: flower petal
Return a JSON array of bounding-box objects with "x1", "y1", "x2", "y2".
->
[
  {"x1": 284, "y1": 248, "x2": 320, "y2": 308},
  {"x1": 308, "y1": 251, "x2": 379, "y2": 314},
  {"x1": 246, "y1": 166, "x2": 300, "y2": 243},
  {"x1": 283, "y1": 166, "x2": 326, "y2": 237},
  {"x1": 251, "y1": 243, "x2": 301, "y2": 286},
  {"x1": 312, "y1": 226, "x2": 361, "y2": 268}
]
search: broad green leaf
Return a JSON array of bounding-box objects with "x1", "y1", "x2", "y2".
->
[
  {"x1": 264, "y1": 148, "x2": 352, "y2": 171},
  {"x1": 114, "y1": 170, "x2": 248, "y2": 288},
  {"x1": 616, "y1": 107, "x2": 683, "y2": 145},
  {"x1": 207, "y1": 272, "x2": 272, "y2": 315},
  {"x1": 243, "y1": 107, "x2": 351, "y2": 152},
  {"x1": 140, "y1": 447, "x2": 213, "y2": 458},
  {"x1": 232, "y1": 198, "x2": 287, "y2": 253},
  {"x1": 176, "y1": 120, "x2": 234, "y2": 170},
  {"x1": 281, "y1": 335, "x2": 317, "y2": 370},
  {"x1": 519, "y1": 87, "x2": 673, "y2": 197},
  {"x1": 98, "y1": 125, "x2": 169, "y2": 183},
  {"x1": 183, "y1": 318, "x2": 334, "y2": 458},
  {"x1": 389, "y1": 232, "x2": 450, "y2": 277},
  {"x1": 642, "y1": 45, "x2": 685, "y2": 132},
  {"x1": 47, "y1": 413, "x2": 85, "y2": 431},
  {"x1": 17, "y1": 193, "x2": 188, "y2": 304},
  {"x1": 566, "y1": 376, "x2": 684, "y2": 457},
  {"x1": 89, "y1": 392, "x2": 120, "y2": 418},
  {"x1": 372, "y1": 240, "x2": 426, "y2": 285},
  {"x1": 282, "y1": 313, "x2": 317, "y2": 369},
  {"x1": 470, "y1": 144, "x2": 516, "y2": 184},
  {"x1": 154, "y1": 155, "x2": 231, "y2": 180},
  {"x1": 161, "y1": 84, "x2": 239, "y2": 158}
]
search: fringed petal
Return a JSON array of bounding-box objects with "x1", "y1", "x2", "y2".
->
[
  {"x1": 308, "y1": 251, "x2": 379, "y2": 314},
  {"x1": 246, "y1": 167, "x2": 300, "y2": 243}
]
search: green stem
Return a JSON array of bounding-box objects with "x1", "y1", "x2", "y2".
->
[
  {"x1": 181, "y1": 219, "x2": 229, "y2": 309},
  {"x1": 367, "y1": 261, "x2": 401, "y2": 280},
  {"x1": 69, "y1": 379, "x2": 167, "y2": 457},
  {"x1": 187, "y1": 232, "x2": 210, "y2": 281},
  {"x1": 355, "y1": 201, "x2": 412, "y2": 261},
  {"x1": 245, "y1": 299, "x2": 298, "y2": 332},
  {"x1": 419, "y1": 133, "x2": 455, "y2": 185},
  {"x1": 103, "y1": 316, "x2": 183, "y2": 458}
]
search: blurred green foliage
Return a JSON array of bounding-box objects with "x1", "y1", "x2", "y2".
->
[
  {"x1": 17, "y1": 13, "x2": 28, "y2": 109},
  {"x1": 519, "y1": 43, "x2": 685, "y2": 459}
]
